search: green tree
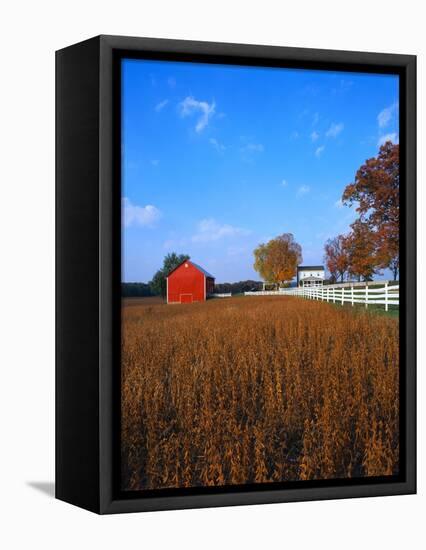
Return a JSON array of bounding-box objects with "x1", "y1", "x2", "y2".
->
[
  {"x1": 149, "y1": 270, "x2": 167, "y2": 297},
  {"x1": 149, "y1": 252, "x2": 190, "y2": 297}
]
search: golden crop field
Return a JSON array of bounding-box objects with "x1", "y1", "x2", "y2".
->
[{"x1": 121, "y1": 296, "x2": 399, "y2": 491}]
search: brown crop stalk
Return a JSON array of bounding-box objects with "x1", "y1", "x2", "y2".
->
[{"x1": 121, "y1": 296, "x2": 399, "y2": 490}]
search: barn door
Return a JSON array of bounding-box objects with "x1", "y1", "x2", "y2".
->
[{"x1": 180, "y1": 294, "x2": 193, "y2": 304}]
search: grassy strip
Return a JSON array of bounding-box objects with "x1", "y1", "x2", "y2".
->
[{"x1": 328, "y1": 301, "x2": 399, "y2": 319}]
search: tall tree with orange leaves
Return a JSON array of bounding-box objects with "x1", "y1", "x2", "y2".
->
[
  {"x1": 324, "y1": 235, "x2": 350, "y2": 283},
  {"x1": 342, "y1": 141, "x2": 399, "y2": 280},
  {"x1": 344, "y1": 220, "x2": 379, "y2": 281},
  {"x1": 253, "y1": 233, "x2": 302, "y2": 286}
]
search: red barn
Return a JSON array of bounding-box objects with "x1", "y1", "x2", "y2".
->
[{"x1": 166, "y1": 260, "x2": 215, "y2": 304}]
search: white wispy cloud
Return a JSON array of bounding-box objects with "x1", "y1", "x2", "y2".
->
[
  {"x1": 311, "y1": 130, "x2": 319, "y2": 142},
  {"x1": 179, "y1": 96, "x2": 215, "y2": 133},
  {"x1": 209, "y1": 138, "x2": 226, "y2": 152},
  {"x1": 227, "y1": 245, "x2": 248, "y2": 257},
  {"x1": 155, "y1": 99, "x2": 169, "y2": 112},
  {"x1": 339, "y1": 79, "x2": 353, "y2": 92},
  {"x1": 312, "y1": 112, "x2": 319, "y2": 126},
  {"x1": 281, "y1": 179, "x2": 288, "y2": 187},
  {"x1": 192, "y1": 218, "x2": 250, "y2": 243},
  {"x1": 241, "y1": 142, "x2": 264, "y2": 153},
  {"x1": 315, "y1": 145, "x2": 325, "y2": 158},
  {"x1": 297, "y1": 185, "x2": 310, "y2": 197},
  {"x1": 122, "y1": 198, "x2": 161, "y2": 227},
  {"x1": 377, "y1": 132, "x2": 399, "y2": 147},
  {"x1": 331, "y1": 79, "x2": 353, "y2": 95},
  {"x1": 377, "y1": 102, "x2": 399, "y2": 147},
  {"x1": 378, "y1": 102, "x2": 398, "y2": 128},
  {"x1": 334, "y1": 198, "x2": 344, "y2": 208},
  {"x1": 325, "y1": 122, "x2": 344, "y2": 138}
]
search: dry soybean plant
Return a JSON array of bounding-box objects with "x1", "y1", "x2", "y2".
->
[{"x1": 121, "y1": 296, "x2": 399, "y2": 490}]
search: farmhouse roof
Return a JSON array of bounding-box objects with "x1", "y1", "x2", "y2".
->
[
  {"x1": 166, "y1": 259, "x2": 214, "y2": 279},
  {"x1": 297, "y1": 265, "x2": 324, "y2": 271}
]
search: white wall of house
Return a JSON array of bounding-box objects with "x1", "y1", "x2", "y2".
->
[{"x1": 298, "y1": 269, "x2": 324, "y2": 280}]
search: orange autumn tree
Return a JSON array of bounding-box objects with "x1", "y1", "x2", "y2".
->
[
  {"x1": 344, "y1": 220, "x2": 379, "y2": 281},
  {"x1": 324, "y1": 235, "x2": 349, "y2": 283},
  {"x1": 343, "y1": 141, "x2": 399, "y2": 280},
  {"x1": 253, "y1": 233, "x2": 302, "y2": 286}
]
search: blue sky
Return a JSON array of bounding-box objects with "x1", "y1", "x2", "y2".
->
[{"x1": 122, "y1": 58, "x2": 399, "y2": 283}]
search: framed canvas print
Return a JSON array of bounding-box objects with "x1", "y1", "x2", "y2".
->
[{"x1": 56, "y1": 35, "x2": 416, "y2": 514}]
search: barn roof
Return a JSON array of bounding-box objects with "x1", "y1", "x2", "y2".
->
[
  {"x1": 190, "y1": 262, "x2": 214, "y2": 279},
  {"x1": 166, "y1": 259, "x2": 215, "y2": 279}
]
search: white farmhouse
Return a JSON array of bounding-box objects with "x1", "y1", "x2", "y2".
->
[{"x1": 297, "y1": 265, "x2": 325, "y2": 287}]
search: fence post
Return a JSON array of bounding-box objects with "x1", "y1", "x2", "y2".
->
[
  {"x1": 385, "y1": 281, "x2": 389, "y2": 312},
  {"x1": 341, "y1": 287, "x2": 344, "y2": 306},
  {"x1": 351, "y1": 285, "x2": 354, "y2": 307},
  {"x1": 333, "y1": 287, "x2": 335, "y2": 303},
  {"x1": 365, "y1": 282, "x2": 368, "y2": 309}
]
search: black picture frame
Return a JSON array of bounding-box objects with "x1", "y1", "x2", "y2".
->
[{"x1": 56, "y1": 35, "x2": 416, "y2": 514}]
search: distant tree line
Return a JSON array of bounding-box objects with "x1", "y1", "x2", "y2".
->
[
  {"x1": 214, "y1": 280, "x2": 263, "y2": 294},
  {"x1": 324, "y1": 141, "x2": 399, "y2": 282},
  {"x1": 122, "y1": 282, "x2": 154, "y2": 298}
]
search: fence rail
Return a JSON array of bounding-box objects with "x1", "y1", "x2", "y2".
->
[{"x1": 245, "y1": 282, "x2": 399, "y2": 311}]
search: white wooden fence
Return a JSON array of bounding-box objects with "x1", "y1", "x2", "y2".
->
[
  {"x1": 210, "y1": 293, "x2": 232, "y2": 298},
  {"x1": 245, "y1": 282, "x2": 399, "y2": 311}
]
